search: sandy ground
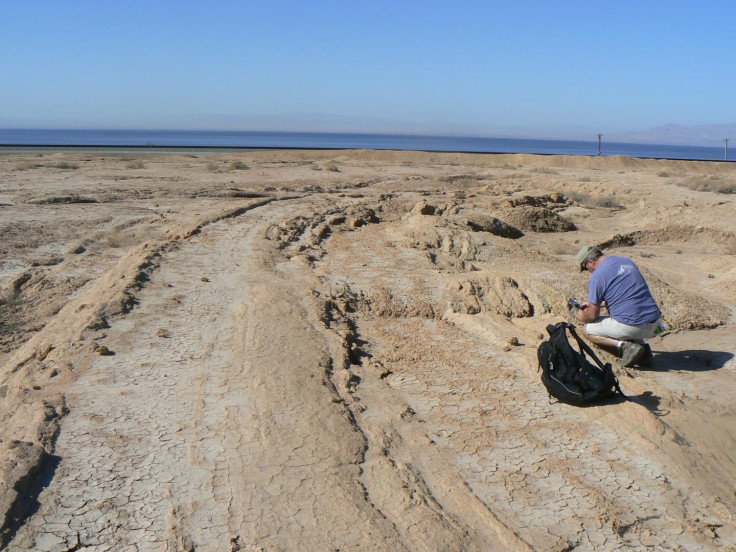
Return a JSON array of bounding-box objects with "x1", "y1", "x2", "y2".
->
[{"x1": 0, "y1": 149, "x2": 734, "y2": 551}]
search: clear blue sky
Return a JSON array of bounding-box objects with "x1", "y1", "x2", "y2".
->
[{"x1": 2, "y1": 1, "x2": 735, "y2": 135}]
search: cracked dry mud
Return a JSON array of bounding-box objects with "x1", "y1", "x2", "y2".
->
[{"x1": 1, "y1": 150, "x2": 735, "y2": 550}]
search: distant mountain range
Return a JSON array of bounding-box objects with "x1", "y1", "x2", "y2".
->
[
  {"x1": 219, "y1": 118, "x2": 736, "y2": 147},
  {"x1": 606, "y1": 123, "x2": 735, "y2": 147}
]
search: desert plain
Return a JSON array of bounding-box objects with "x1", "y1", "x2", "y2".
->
[{"x1": 0, "y1": 148, "x2": 735, "y2": 551}]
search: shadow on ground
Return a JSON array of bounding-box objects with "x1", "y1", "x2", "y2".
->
[
  {"x1": 628, "y1": 390, "x2": 665, "y2": 414},
  {"x1": 646, "y1": 349, "x2": 734, "y2": 372},
  {"x1": 0, "y1": 453, "x2": 61, "y2": 549}
]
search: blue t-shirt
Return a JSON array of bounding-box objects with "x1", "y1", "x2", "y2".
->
[{"x1": 587, "y1": 256, "x2": 661, "y2": 325}]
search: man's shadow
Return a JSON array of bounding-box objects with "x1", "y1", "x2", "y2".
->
[{"x1": 644, "y1": 349, "x2": 734, "y2": 372}]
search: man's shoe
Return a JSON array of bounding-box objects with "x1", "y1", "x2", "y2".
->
[
  {"x1": 636, "y1": 344, "x2": 654, "y2": 366},
  {"x1": 620, "y1": 341, "x2": 646, "y2": 367}
]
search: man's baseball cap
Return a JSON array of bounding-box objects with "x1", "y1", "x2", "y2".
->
[{"x1": 576, "y1": 245, "x2": 597, "y2": 271}]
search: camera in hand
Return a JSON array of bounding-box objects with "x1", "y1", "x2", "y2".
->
[{"x1": 568, "y1": 298, "x2": 581, "y2": 309}]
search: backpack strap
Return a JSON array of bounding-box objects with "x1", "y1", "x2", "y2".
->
[
  {"x1": 612, "y1": 378, "x2": 629, "y2": 401},
  {"x1": 565, "y1": 324, "x2": 606, "y2": 370},
  {"x1": 566, "y1": 323, "x2": 630, "y2": 402}
]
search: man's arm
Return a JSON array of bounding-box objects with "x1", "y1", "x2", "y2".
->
[{"x1": 577, "y1": 301, "x2": 601, "y2": 323}]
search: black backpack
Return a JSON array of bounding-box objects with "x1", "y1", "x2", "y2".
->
[{"x1": 537, "y1": 322, "x2": 627, "y2": 405}]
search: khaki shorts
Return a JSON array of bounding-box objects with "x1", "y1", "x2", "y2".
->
[{"x1": 585, "y1": 316, "x2": 659, "y2": 341}]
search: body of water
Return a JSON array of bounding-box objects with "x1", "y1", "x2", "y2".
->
[{"x1": 0, "y1": 128, "x2": 729, "y2": 161}]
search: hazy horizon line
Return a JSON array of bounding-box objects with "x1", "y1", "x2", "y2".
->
[{"x1": 1, "y1": 125, "x2": 732, "y2": 149}]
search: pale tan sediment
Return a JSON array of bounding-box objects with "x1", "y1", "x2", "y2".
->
[{"x1": 1, "y1": 150, "x2": 734, "y2": 550}]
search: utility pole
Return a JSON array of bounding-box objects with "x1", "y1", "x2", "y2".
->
[
  {"x1": 596, "y1": 134, "x2": 602, "y2": 156},
  {"x1": 725, "y1": 138, "x2": 729, "y2": 160}
]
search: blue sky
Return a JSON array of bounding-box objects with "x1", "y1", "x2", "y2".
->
[{"x1": 2, "y1": 1, "x2": 735, "y2": 136}]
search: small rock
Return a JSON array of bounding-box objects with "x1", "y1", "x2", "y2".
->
[
  {"x1": 201, "y1": 276, "x2": 210, "y2": 282},
  {"x1": 66, "y1": 243, "x2": 86, "y2": 255},
  {"x1": 411, "y1": 201, "x2": 436, "y2": 215},
  {"x1": 36, "y1": 344, "x2": 53, "y2": 361},
  {"x1": 97, "y1": 345, "x2": 112, "y2": 356},
  {"x1": 156, "y1": 329, "x2": 170, "y2": 338},
  {"x1": 507, "y1": 336, "x2": 520, "y2": 346}
]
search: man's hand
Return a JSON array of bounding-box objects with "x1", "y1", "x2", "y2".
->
[{"x1": 577, "y1": 301, "x2": 601, "y2": 323}]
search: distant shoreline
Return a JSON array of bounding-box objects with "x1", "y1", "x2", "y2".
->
[
  {"x1": 0, "y1": 129, "x2": 731, "y2": 161},
  {"x1": 1, "y1": 144, "x2": 733, "y2": 164}
]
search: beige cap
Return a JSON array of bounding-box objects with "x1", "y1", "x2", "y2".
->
[{"x1": 576, "y1": 245, "x2": 598, "y2": 271}]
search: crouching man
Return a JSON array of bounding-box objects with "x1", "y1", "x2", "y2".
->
[{"x1": 575, "y1": 246, "x2": 661, "y2": 367}]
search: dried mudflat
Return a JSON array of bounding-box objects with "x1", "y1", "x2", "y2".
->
[{"x1": 0, "y1": 149, "x2": 735, "y2": 551}]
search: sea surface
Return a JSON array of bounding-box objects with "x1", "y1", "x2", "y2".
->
[{"x1": 0, "y1": 128, "x2": 730, "y2": 162}]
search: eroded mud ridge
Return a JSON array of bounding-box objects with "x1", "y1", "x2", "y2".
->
[{"x1": 1, "y1": 150, "x2": 735, "y2": 550}]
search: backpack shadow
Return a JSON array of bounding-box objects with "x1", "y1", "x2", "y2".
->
[
  {"x1": 642, "y1": 349, "x2": 733, "y2": 373},
  {"x1": 549, "y1": 390, "x2": 664, "y2": 414},
  {"x1": 627, "y1": 390, "x2": 664, "y2": 414},
  {"x1": 566, "y1": 393, "x2": 629, "y2": 408}
]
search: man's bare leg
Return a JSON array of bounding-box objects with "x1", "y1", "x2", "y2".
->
[{"x1": 581, "y1": 327, "x2": 621, "y2": 357}]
